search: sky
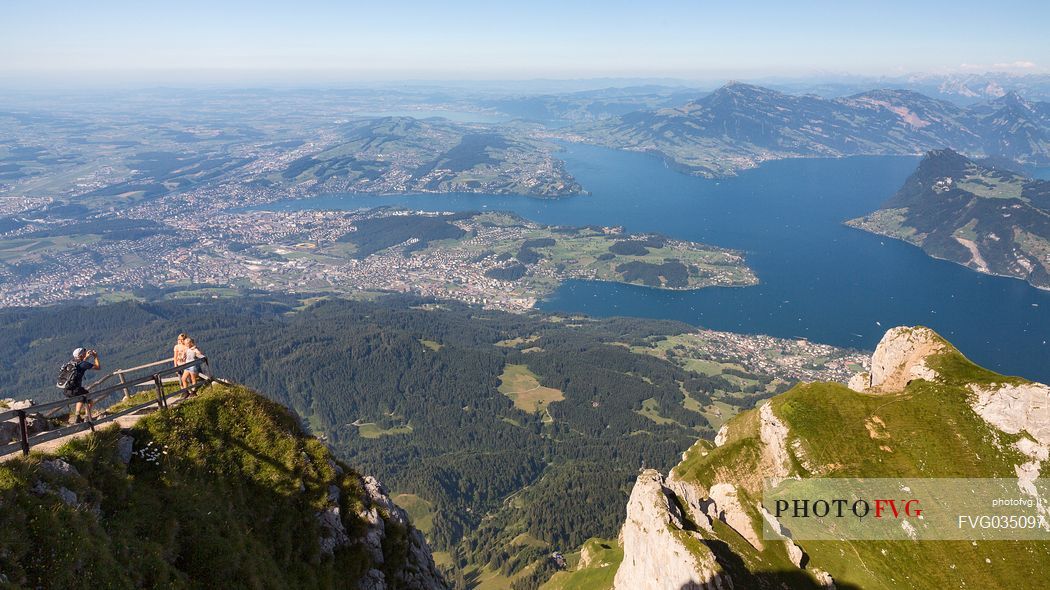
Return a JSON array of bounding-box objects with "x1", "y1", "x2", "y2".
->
[{"x1": 2, "y1": 0, "x2": 1048, "y2": 85}]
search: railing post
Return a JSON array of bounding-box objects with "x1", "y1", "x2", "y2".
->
[
  {"x1": 154, "y1": 374, "x2": 167, "y2": 410},
  {"x1": 118, "y1": 372, "x2": 129, "y2": 401},
  {"x1": 16, "y1": 410, "x2": 30, "y2": 456}
]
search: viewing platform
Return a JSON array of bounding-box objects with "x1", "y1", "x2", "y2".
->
[{"x1": 0, "y1": 357, "x2": 216, "y2": 460}]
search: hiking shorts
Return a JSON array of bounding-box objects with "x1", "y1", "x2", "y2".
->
[{"x1": 63, "y1": 386, "x2": 89, "y2": 399}]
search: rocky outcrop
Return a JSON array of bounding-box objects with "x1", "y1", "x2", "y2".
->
[
  {"x1": 40, "y1": 458, "x2": 79, "y2": 478},
  {"x1": 708, "y1": 483, "x2": 761, "y2": 550},
  {"x1": 967, "y1": 381, "x2": 1050, "y2": 525},
  {"x1": 28, "y1": 458, "x2": 98, "y2": 515},
  {"x1": 758, "y1": 506, "x2": 804, "y2": 568},
  {"x1": 758, "y1": 402, "x2": 792, "y2": 482},
  {"x1": 847, "y1": 371, "x2": 870, "y2": 393},
  {"x1": 713, "y1": 424, "x2": 729, "y2": 447},
  {"x1": 0, "y1": 399, "x2": 35, "y2": 411},
  {"x1": 1, "y1": 399, "x2": 50, "y2": 444},
  {"x1": 355, "y1": 475, "x2": 447, "y2": 590},
  {"x1": 614, "y1": 470, "x2": 728, "y2": 590},
  {"x1": 312, "y1": 465, "x2": 445, "y2": 590},
  {"x1": 665, "y1": 472, "x2": 714, "y2": 533},
  {"x1": 847, "y1": 327, "x2": 1050, "y2": 524},
  {"x1": 866, "y1": 327, "x2": 942, "y2": 392},
  {"x1": 116, "y1": 435, "x2": 135, "y2": 465},
  {"x1": 969, "y1": 382, "x2": 1050, "y2": 445}
]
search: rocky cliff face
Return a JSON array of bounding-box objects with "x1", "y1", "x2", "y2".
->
[
  {"x1": 355, "y1": 475, "x2": 447, "y2": 590},
  {"x1": 607, "y1": 326, "x2": 1050, "y2": 590},
  {"x1": 613, "y1": 470, "x2": 727, "y2": 590}
]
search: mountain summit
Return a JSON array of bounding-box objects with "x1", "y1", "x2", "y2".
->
[
  {"x1": 0, "y1": 384, "x2": 447, "y2": 590},
  {"x1": 568, "y1": 326, "x2": 1050, "y2": 589}
]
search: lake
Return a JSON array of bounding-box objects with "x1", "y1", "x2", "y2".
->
[{"x1": 258, "y1": 144, "x2": 1050, "y2": 382}]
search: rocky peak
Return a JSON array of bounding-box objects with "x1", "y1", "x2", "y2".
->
[
  {"x1": 613, "y1": 470, "x2": 725, "y2": 590},
  {"x1": 849, "y1": 326, "x2": 944, "y2": 393},
  {"x1": 993, "y1": 91, "x2": 1035, "y2": 113}
]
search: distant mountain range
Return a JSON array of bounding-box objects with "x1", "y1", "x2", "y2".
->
[
  {"x1": 762, "y1": 72, "x2": 1050, "y2": 104},
  {"x1": 573, "y1": 82, "x2": 1050, "y2": 177},
  {"x1": 479, "y1": 85, "x2": 702, "y2": 123},
  {"x1": 848, "y1": 149, "x2": 1050, "y2": 288}
]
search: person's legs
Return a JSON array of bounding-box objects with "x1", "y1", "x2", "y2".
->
[
  {"x1": 70, "y1": 387, "x2": 88, "y2": 423},
  {"x1": 179, "y1": 370, "x2": 197, "y2": 399}
]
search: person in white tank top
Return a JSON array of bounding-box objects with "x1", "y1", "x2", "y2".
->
[{"x1": 182, "y1": 337, "x2": 206, "y2": 396}]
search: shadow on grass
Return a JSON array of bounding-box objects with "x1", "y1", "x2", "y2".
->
[
  {"x1": 461, "y1": 567, "x2": 482, "y2": 590},
  {"x1": 687, "y1": 537, "x2": 863, "y2": 590}
]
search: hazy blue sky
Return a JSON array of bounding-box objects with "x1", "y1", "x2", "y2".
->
[{"x1": 2, "y1": 0, "x2": 1048, "y2": 83}]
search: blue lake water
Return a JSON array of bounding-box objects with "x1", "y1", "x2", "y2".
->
[{"x1": 258, "y1": 144, "x2": 1050, "y2": 382}]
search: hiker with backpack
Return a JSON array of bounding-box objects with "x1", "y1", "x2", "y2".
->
[{"x1": 58, "y1": 348, "x2": 100, "y2": 424}]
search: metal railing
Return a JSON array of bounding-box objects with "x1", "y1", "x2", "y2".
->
[
  {"x1": 82, "y1": 359, "x2": 180, "y2": 402},
  {"x1": 0, "y1": 357, "x2": 213, "y2": 458}
]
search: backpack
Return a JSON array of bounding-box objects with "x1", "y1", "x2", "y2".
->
[{"x1": 56, "y1": 360, "x2": 79, "y2": 390}]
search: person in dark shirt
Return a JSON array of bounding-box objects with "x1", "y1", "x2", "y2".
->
[{"x1": 65, "y1": 347, "x2": 100, "y2": 424}]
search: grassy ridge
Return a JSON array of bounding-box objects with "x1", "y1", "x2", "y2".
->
[
  {"x1": 668, "y1": 339, "x2": 1050, "y2": 589},
  {"x1": 0, "y1": 384, "x2": 417, "y2": 589}
]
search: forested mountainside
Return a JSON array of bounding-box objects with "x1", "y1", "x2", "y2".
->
[
  {"x1": 0, "y1": 295, "x2": 863, "y2": 589},
  {"x1": 0, "y1": 384, "x2": 445, "y2": 589},
  {"x1": 575, "y1": 82, "x2": 1050, "y2": 177},
  {"x1": 559, "y1": 327, "x2": 1050, "y2": 589},
  {"x1": 848, "y1": 149, "x2": 1050, "y2": 289}
]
